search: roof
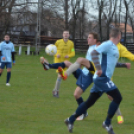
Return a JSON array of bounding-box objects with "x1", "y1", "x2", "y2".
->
[{"x1": 110, "y1": 23, "x2": 133, "y2": 33}]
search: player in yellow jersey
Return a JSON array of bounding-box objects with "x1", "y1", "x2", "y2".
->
[
  {"x1": 117, "y1": 42, "x2": 134, "y2": 60},
  {"x1": 52, "y1": 30, "x2": 75, "y2": 97}
]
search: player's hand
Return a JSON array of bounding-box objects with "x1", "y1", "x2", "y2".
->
[
  {"x1": 57, "y1": 54, "x2": 60, "y2": 58},
  {"x1": 2, "y1": 57, "x2": 5, "y2": 60},
  {"x1": 125, "y1": 63, "x2": 131, "y2": 69},
  {"x1": 64, "y1": 55, "x2": 69, "y2": 58},
  {"x1": 97, "y1": 70, "x2": 102, "y2": 77}
]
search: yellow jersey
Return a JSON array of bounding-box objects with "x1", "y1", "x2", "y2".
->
[
  {"x1": 117, "y1": 42, "x2": 134, "y2": 61},
  {"x1": 54, "y1": 39, "x2": 75, "y2": 63}
]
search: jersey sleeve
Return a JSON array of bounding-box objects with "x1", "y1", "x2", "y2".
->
[
  {"x1": 54, "y1": 40, "x2": 58, "y2": 57},
  {"x1": 12, "y1": 43, "x2": 15, "y2": 52},
  {"x1": 119, "y1": 43, "x2": 134, "y2": 61},
  {"x1": 95, "y1": 42, "x2": 110, "y2": 54},
  {"x1": 0, "y1": 42, "x2": 2, "y2": 51},
  {"x1": 68, "y1": 42, "x2": 75, "y2": 58}
]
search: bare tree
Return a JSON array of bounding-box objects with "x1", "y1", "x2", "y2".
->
[
  {"x1": 128, "y1": 0, "x2": 134, "y2": 42},
  {"x1": 102, "y1": 0, "x2": 117, "y2": 39}
]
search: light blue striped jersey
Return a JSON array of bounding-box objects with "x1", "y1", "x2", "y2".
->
[
  {"x1": 93, "y1": 40, "x2": 119, "y2": 79},
  {"x1": 0, "y1": 41, "x2": 15, "y2": 62}
]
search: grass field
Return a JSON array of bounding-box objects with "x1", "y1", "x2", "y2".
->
[{"x1": 0, "y1": 51, "x2": 134, "y2": 134}]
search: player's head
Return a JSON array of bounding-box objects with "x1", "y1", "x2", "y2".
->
[
  {"x1": 87, "y1": 32, "x2": 99, "y2": 45},
  {"x1": 4, "y1": 34, "x2": 10, "y2": 41},
  {"x1": 63, "y1": 30, "x2": 70, "y2": 39},
  {"x1": 110, "y1": 28, "x2": 121, "y2": 42}
]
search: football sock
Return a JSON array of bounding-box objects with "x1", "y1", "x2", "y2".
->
[
  {"x1": 76, "y1": 97, "x2": 87, "y2": 114},
  {"x1": 105, "y1": 101, "x2": 119, "y2": 126},
  {"x1": 66, "y1": 62, "x2": 80, "y2": 76},
  {"x1": 69, "y1": 102, "x2": 88, "y2": 124},
  {"x1": 116, "y1": 108, "x2": 121, "y2": 116},
  {"x1": 6, "y1": 72, "x2": 11, "y2": 83},
  {"x1": 53, "y1": 77, "x2": 62, "y2": 91},
  {"x1": 49, "y1": 62, "x2": 65, "y2": 69},
  {"x1": 0, "y1": 73, "x2": 1, "y2": 76},
  {"x1": 76, "y1": 97, "x2": 83, "y2": 105}
]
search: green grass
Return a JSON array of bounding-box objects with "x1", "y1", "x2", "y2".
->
[{"x1": 0, "y1": 51, "x2": 134, "y2": 134}]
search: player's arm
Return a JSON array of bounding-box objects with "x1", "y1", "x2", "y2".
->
[
  {"x1": 0, "y1": 43, "x2": 2, "y2": 56},
  {"x1": 0, "y1": 43, "x2": 4, "y2": 60},
  {"x1": 119, "y1": 43, "x2": 134, "y2": 61},
  {"x1": 54, "y1": 41, "x2": 59, "y2": 57},
  {"x1": 116, "y1": 62, "x2": 131, "y2": 69},
  {"x1": 91, "y1": 50, "x2": 101, "y2": 70},
  {"x1": 68, "y1": 42, "x2": 75, "y2": 58},
  {"x1": 11, "y1": 44, "x2": 16, "y2": 64}
]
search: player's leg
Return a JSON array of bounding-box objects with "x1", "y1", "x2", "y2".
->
[
  {"x1": 65, "y1": 57, "x2": 90, "y2": 76},
  {"x1": 74, "y1": 87, "x2": 88, "y2": 120},
  {"x1": 52, "y1": 61, "x2": 72, "y2": 98},
  {"x1": 0, "y1": 62, "x2": 5, "y2": 77},
  {"x1": 40, "y1": 57, "x2": 72, "y2": 70},
  {"x1": 64, "y1": 91, "x2": 100, "y2": 132},
  {"x1": 103, "y1": 89, "x2": 122, "y2": 134},
  {"x1": 52, "y1": 74, "x2": 62, "y2": 98},
  {"x1": 6, "y1": 63, "x2": 12, "y2": 86},
  {"x1": 58, "y1": 58, "x2": 94, "y2": 80},
  {"x1": 107, "y1": 94, "x2": 123, "y2": 124},
  {"x1": 74, "y1": 71, "x2": 93, "y2": 120}
]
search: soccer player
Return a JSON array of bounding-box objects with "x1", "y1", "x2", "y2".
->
[
  {"x1": 58, "y1": 43, "x2": 133, "y2": 124},
  {"x1": 0, "y1": 34, "x2": 15, "y2": 86},
  {"x1": 63, "y1": 28, "x2": 122, "y2": 134},
  {"x1": 52, "y1": 30, "x2": 75, "y2": 97},
  {"x1": 40, "y1": 32, "x2": 130, "y2": 122},
  {"x1": 100, "y1": 41, "x2": 134, "y2": 124}
]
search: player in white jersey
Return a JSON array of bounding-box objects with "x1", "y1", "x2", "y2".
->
[{"x1": 63, "y1": 28, "x2": 122, "y2": 134}]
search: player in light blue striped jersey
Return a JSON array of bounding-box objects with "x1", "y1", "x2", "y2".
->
[
  {"x1": 64, "y1": 28, "x2": 122, "y2": 134},
  {"x1": 0, "y1": 34, "x2": 15, "y2": 86}
]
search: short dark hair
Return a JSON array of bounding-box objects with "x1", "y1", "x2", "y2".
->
[
  {"x1": 110, "y1": 28, "x2": 121, "y2": 38},
  {"x1": 89, "y1": 32, "x2": 99, "y2": 41},
  {"x1": 63, "y1": 30, "x2": 69, "y2": 33},
  {"x1": 4, "y1": 34, "x2": 10, "y2": 37}
]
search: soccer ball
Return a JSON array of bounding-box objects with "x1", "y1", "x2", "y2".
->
[{"x1": 45, "y1": 44, "x2": 57, "y2": 56}]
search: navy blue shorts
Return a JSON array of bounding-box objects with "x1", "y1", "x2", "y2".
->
[
  {"x1": 73, "y1": 69, "x2": 93, "y2": 92},
  {"x1": 90, "y1": 76, "x2": 117, "y2": 96},
  {"x1": 0, "y1": 62, "x2": 12, "y2": 69}
]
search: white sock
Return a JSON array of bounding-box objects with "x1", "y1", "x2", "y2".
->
[
  {"x1": 53, "y1": 77, "x2": 62, "y2": 91},
  {"x1": 66, "y1": 62, "x2": 80, "y2": 76},
  {"x1": 116, "y1": 108, "x2": 122, "y2": 116}
]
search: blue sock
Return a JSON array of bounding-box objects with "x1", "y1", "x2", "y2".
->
[
  {"x1": 6, "y1": 72, "x2": 11, "y2": 83},
  {"x1": 76, "y1": 97, "x2": 83, "y2": 105},
  {"x1": 69, "y1": 102, "x2": 88, "y2": 124},
  {"x1": 76, "y1": 97, "x2": 87, "y2": 114},
  {"x1": 49, "y1": 62, "x2": 65, "y2": 69},
  {"x1": 105, "y1": 101, "x2": 119, "y2": 126}
]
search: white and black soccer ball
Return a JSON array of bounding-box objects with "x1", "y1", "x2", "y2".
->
[{"x1": 45, "y1": 44, "x2": 57, "y2": 56}]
